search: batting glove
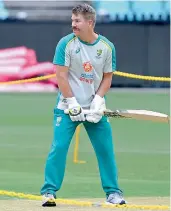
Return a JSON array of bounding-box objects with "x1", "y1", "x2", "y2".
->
[
  {"x1": 86, "y1": 94, "x2": 106, "y2": 123},
  {"x1": 65, "y1": 97, "x2": 85, "y2": 122}
]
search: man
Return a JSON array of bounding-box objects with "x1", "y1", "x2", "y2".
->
[{"x1": 41, "y1": 3, "x2": 126, "y2": 207}]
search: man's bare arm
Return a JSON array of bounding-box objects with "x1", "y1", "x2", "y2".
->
[
  {"x1": 96, "y1": 72, "x2": 113, "y2": 97},
  {"x1": 55, "y1": 65, "x2": 73, "y2": 98}
]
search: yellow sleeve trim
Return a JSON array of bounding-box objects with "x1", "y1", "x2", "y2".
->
[
  {"x1": 66, "y1": 37, "x2": 77, "y2": 48},
  {"x1": 100, "y1": 39, "x2": 112, "y2": 51}
]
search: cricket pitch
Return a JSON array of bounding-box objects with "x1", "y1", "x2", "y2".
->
[{"x1": 0, "y1": 197, "x2": 170, "y2": 211}]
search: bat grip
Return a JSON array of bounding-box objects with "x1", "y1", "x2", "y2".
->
[{"x1": 64, "y1": 109, "x2": 103, "y2": 115}]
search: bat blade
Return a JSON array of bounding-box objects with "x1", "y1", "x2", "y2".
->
[{"x1": 103, "y1": 109, "x2": 170, "y2": 123}]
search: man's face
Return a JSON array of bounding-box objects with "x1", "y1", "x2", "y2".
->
[{"x1": 71, "y1": 13, "x2": 91, "y2": 36}]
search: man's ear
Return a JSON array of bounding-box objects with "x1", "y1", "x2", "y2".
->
[{"x1": 88, "y1": 20, "x2": 93, "y2": 27}]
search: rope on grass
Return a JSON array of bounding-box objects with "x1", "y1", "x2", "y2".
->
[
  {"x1": 0, "y1": 190, "x2": 170, "y2": 210},
  {"x1": 114, "y1": 71, "x2": 171, "y2": 82}
]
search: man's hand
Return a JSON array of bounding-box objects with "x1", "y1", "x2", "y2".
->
[
  {"x1": 65, "y1": 97, "x2": 85, "y2": 122},
  {"x1": 86, "y1": 94, "x2": 106, "y2": 123}
]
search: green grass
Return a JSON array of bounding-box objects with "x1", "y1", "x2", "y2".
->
[{"x1": 0, "y1": 91, "x2": 170, "y2": 198}]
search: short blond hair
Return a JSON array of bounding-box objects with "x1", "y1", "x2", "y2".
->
[{"x1": 72, "y1": 3, "x2": 96, "y2": 27}]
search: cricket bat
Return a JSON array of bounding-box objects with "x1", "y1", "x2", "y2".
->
[{"x1": 65, "y1": 109, "x2": 170, "y2": 123}]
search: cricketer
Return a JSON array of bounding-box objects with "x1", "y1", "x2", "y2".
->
[{"x1": 40, "y1": 3, "x2": 126, "y2": 207}]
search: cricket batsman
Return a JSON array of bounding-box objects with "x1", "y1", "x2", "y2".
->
[{"x1": 41, "y1": 3, "x2": 126, "y2": 207}]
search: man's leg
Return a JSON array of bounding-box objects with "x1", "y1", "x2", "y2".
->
[
  {"x1": 41, "y1": 108, "x2": 79, "y2": 197},
  {"x1": 83, "y1": 117, "x2": 122, "y2": 196}
]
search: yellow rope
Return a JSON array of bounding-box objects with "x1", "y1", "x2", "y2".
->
[
  {"x1": 114, "y1": 71, "x2": 171, "y2": 82},
  {"x1": 0, "y1": 71, "x2": 170, "y2": 85},
  {"x1": 0, "y1": 74, "x2": 56, "y2": 85},
  {"x1": 0, "y1": 190, "x2": 169, "y2": 210}
]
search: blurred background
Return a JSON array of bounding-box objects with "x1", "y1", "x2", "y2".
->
[
  {"x1": 0, "y1": 0, "x2": 170, "y2": 91},
  {"x1": 0, "y1": 1, "x2": 170, "y2": 202}
]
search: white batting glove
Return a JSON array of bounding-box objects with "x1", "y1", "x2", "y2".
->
[
  {"x1": 86, "y1": 94, "x2": 106, "y2": 123},
  {"x1": 65, "y1": 97, "x2": 85, "y2": 122}
]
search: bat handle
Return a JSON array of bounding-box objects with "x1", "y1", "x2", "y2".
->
[{"x1": 64, "y1": 109, "x2": 104, "y2": 115}]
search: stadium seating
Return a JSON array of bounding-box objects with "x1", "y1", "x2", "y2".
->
[
  {"x1": 132, "y1": 1, "x2": 168, "y2": 21},
  {"x1": 163, "y1": 0, "x2": 170, "y2": 16},
  {"x1": 95, "y1": 0, "x2": 170, "y2": 22},
  {"x1": 3, "y1": 0, "x2": 87, "y2": 20},
  {"x1": 0, "y1": 0, "x2": 9, "y2": 20},
  {"x1": 96, "y1": 1, "x2": 133, "y2": 21},
  {"x1": 2, "y1": 0, "x2": 170, "y2": 22}
]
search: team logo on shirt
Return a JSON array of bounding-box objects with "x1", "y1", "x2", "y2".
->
[
  {"x1": 79, "y1": 73, "x2": 94, "y2": 84},
  {"x1": 96, "y1": 49, "x2": 102, "y2": 59},
  {"x1": 75, "y1": 47, "x2": 80, "y2": 54},
  {"x1": 83, "y1": 61, "x2": 93, "y2": 72}
]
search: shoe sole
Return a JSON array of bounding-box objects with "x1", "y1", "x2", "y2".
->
[
  {"x1": 42, "y1": 201, "x2": 56, "y2": 207},
  {"x1": 106, "y1": 200, "x2": 126, "y2": 205}
]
